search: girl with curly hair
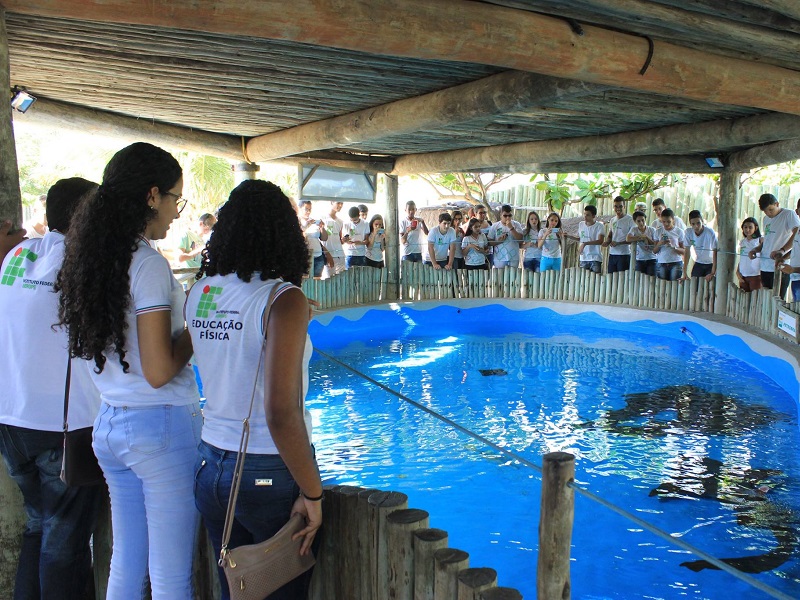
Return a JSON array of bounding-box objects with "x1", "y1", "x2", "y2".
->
[
  {"x1": 56, "y1": 142, "x2": 201, "y2": 599},
  {"x1": 187, "y1": 180, "x2": 322, "y2": 600}
]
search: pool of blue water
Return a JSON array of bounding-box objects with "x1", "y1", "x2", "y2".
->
[{"x1": 307, "y1": 303, "x2": 800, "y2": 600}]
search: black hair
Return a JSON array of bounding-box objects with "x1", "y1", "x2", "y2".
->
[
  {"x1": 452, "y1": 210, "x2": 463, "y2": 220},
  {"x1": 46, "y1": 177, "x2": 98, "y2": 234},
  {"x1": 369, "y1": 214, "x2": 384, "y2": 231},
  {"x1": 405, "y1": 201, "x2": 416, "y2": 209},
  {"x1": 613, "y1": 196, "x2": 626, "y2": 204},
  {"x1": 652, "y1": 198, "x2": 666, "y2": 207},
  {"x1": 632, "y1": 210, "x2": 647, "y2": 221},
  {"x1": 546, "y1": 212, "x2": 562, "y2": 229},
  {"x1": 466, "y1": 217, "x2": 482, "y2": 235},
  {"x1": 758, "y1": 193, "x2": 778, "y2": 211},
  {"x1": 198, "y1": 180, "x2": 309, "y2": 287},
  {"x1": 584, "y1": 205, "x2": 597, "y2": 216},
  {"x1": 199, "y1": 213, "x2": 215, "y2": 226},
  {"x1": 501, "y1": 204, "x2": 512, "y2": 214},
  {"x1": 438, "y1": 213, "x2": 452, "y2": 223},
  {"x1": 348, "y1": 206, "x2": 360, "y2": 219},
  {"x1": 358, "y1": 204, "x2": 368, "y2": 213},
  {"x1": 661, "y1": 208, "x2": 675, "y2": 218},
  {"x1": 741, "y1": 217, "x2": 761, "y2": 239},
  {"x1": 523, "y1": 211, "x2": 541, "y2": 236},
  {"x1": 688, "y1": 210, "x2": 702, "y2": 221},
  {"x1": 298, "y1": 200, "x2": 312, "y2": 208},
  {"x1": 57, "y1": 142, "x2": 182, "y2": 373}
]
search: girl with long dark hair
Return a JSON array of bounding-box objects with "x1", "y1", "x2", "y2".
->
[
  {"x1": 187, "y1": 180, "x2": 323, "y2": 600},
  {"x1": 56, "y1": 142, "x2": 201, "y2": 599}
]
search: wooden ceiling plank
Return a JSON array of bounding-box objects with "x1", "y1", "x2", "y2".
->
[
  {"x1": 246, "y1": 72, "x2": 606, "y2": 162},
  {"x1": 392, "y1": 112, "x2": 800, "y2": 174},
  {"x1": 4, "y1": 0, "x2": 800, "y2": 116},
  {"x1": 736, "y1": 0, "x2": 800, "y2": 22}
]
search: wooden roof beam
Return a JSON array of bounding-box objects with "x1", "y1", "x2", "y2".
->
[
  {"x1": 728, "y1": 138, "x2": 800, "y2": 172},
  {"x1": 392, "y1": 113, "x2": 800, "y2": 174},
  {"x1": 737, "y1": 0, "x2": 800, "y2": 22},
  {"x1": 4, "y1": 0, "x2": 800, "y2": 116},
  {"x1": 247, "y1": 71, "x2": 606, "y2": 162},
  {"x1": 478, "y1": 155, "x2": 719, "y2": 174}
]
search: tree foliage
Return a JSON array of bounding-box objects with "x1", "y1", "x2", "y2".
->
[{"x1": 417, "y1": 172, "x2": 512, "y2": 203}]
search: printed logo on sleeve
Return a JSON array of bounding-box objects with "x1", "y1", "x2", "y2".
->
[{"x1": 1, "y1": 247, "x2": 38, "y2": 286}]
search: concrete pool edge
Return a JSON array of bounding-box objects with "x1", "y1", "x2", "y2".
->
[{"x1": 311, "y1": 299, "x2": 800, "y2": 405}]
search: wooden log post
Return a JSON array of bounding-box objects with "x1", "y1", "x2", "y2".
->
[
  {"x1": 716, "y1": 171, "x2": 741, "y2": 315},
  {"x1": 369, "y1": 491, "x2": 409, "y2": 597},
  {"x1": 457, "y1": 567, "x2": 498, "y2": 600},
  {"x1": 337, "y1": 486, "x2": 362, "y2": 599},
  {"x1": 312, "y1": 485, "x2": 341, "y2": 599},
  {"x1": 386, "y1": 508, "x2": 430, "y2": 600},
  {"x1": 433, "y1": 548, "x2": 470, "y2": 600},
  {"x1": 413, "y1": 528, "x2": 449, "y2": 600},
  {"x1": 0, "y1": 9, "x2": 22, "y2": 225},
  {"x1": 537, "y1": 452, "x2": 575, "y2": 600},
  {"x1": 358, "y1": 488, "x2": 380, "y2": 600},
  {"x1": 232, "y1": 161, "x2": 259, "y2": 186}
]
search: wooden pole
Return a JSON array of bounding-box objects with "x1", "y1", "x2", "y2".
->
[
  {"x1": 337, "y1": 486, "x2": 362, "y2": 599},
  {"x1": 394, "y1": 112, "x2": 800, "y2": 174},
  {"x1": 0, "y1": 8, "x2": 22, "y2": 225},
  {"x1": 9, "y1": 0, "x2": 800, "y2": 116},
  {"x1": 246, "y1": 72, "x2": 604, "y2": 162},
  {"x1": 386, "y1": 508, "x2": 430, "y2": 600},
  {"x1": 413, "y1": 528, "x2": 449, "y2": 600},
  {"x1": 537, "y1": 452, "x2": 575, "y2": 600},
  {"x1": 357, "y1": 488, "x2": 380, "y2": 600},
  {"x1": 727, "y1": 137, "x2": 800, "y2": 171},
  {"x1": 433, "y1": 548, "x2": 470, "y2": 600},
  {"x1": 384, "y1": 174, "x2": 400, "y2": 301},
  {"x1": 368, "y1": 491, "x2": 409, "y2": 597},
  {"x1": 479, "y1": 588, "x2": 523, "y2": 600},
  {"x1": 716, "y1": 171, "x2": 740, "y2": 315},
  {"x1": 232, "y1": 161, "x2": 259, "y2": 186},
  {"x1": 737, "y1": 0, "x2": 800, "y2": 21},
  {"x1": 457, "y1": 567, "x2": 498, "y2": 600}
]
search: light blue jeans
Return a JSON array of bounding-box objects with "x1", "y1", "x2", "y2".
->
[{"x1": 93, "y1": 402, "x2": 202, "y2": 600}]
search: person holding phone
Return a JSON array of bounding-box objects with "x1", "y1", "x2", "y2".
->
[{"x1": 366, "y1": 214, "x2": 386, "y2": 268}]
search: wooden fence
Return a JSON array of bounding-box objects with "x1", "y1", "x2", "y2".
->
[{"x1": 301, "y1": 265, "x2": 388, "y2": 309}]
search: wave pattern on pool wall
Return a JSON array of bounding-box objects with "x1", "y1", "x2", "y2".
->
[{"x1": 306, "y1": 304, "x2": 800, "y2": 600}]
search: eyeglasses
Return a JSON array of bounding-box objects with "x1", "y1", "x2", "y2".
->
[{"x1": 162, "y1": 191, "x2": 188, "y2": 214}]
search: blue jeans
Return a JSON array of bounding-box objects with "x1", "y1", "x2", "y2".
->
[
  {"x1": 579, "y1": 260, "x2": 602, "y2": 273},
  {"x1": 0, "y1": 424, "x2": 102, "y2": 600},
  {"x1": 607, "y1": 254, "x2": 630, "y2": 273},
  {"x1": 792, "y1": 280, "x2": 800, "y2": 302},
  {"x1": 635, "y1": 259, "x2": 656, "y2": 277},
  {"x1": 345, "y1": 255, "x2": 366, "y2": 268},
  {"x1": 194, "y1": 441, "x2": 315, "y2": 600},
  {"x1": 93, "y1": 402, "x2": 202, "y2": 600},
  {"x1": 402, "y1": 253, "x2": 423, "y2": 263},
  {"x1": 523, "y1": 258, "x2": 540, "y2": 272},
  {"x1": 656, "y1": 261, "x2": 683, "y2": 281}
]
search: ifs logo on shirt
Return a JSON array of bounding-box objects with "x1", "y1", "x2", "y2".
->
[
  {"x1": 1, "y1": 247, "x2": 38, "y2": 286},
  {"x1": 196, "y1": 285, "x2": 223, "y2": 318}
]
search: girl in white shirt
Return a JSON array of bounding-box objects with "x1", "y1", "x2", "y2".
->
[
  {"x1": 737, "y1": 217, "x2": 762, "y2": 293},
  {"x1": 461, "y1": 218, "x2": 489, "y2": 270},
  {"x1": 366, "y1": 214, "x2": 386, "y2": 268}
]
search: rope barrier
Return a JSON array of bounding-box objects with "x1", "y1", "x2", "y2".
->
[{"x1": 313, "y1": 348, "x2": 796, "y2": 600}]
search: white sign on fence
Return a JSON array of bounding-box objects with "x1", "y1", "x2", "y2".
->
[{"x1": 777, "y1": 308, "x2": 799, "y2": 343}]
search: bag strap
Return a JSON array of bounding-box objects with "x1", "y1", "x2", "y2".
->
[
  {"x1": 62, "y1": 355, "x2": 72, "y2": 434},
  {"x1": 218, "y1": 281, "x2": 293, "y2": 566}
]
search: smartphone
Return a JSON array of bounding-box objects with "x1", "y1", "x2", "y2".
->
[
  {"x1": 551, "y1": 228, "x2": 560, "y2": 233},
  {"x1": 378, "y1": 228, "x2": 384, "y2": 235}
]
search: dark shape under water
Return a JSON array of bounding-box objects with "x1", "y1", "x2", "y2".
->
[
  {"x1": 649, "y1": 456, "x2": 798, "y2": 574},
  {"x1": 479, "y1": 368, "x2": 507, "y2": 376},
  {"x1": 593, "y1": 385, "x2": 791, "y2": 437}
]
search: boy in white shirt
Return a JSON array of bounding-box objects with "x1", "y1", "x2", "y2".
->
[
  {"x1": 569, "y1": 205, "x2": 605, "y2": 273},
  {"x1": 682, "y1": 210, "x2": 718, "y2": 281},
  {"x1": 749, "y1": 193, "x2": 800, "y2": 291},
  {"x1": 488, "y1": 204, "x2": 523, "y2": 268},
  {"x1": 342, "y1": 206, "x2": 371, "y2": 268},
  {"x1": 777, "y1": 198, "x2": 800, "y2": 301},
  {"x1": 321, "y1": 201, "x2": 345, "y2": 278},
  {"x1": 653, "y1": 208, "x2": 686, "y2": 281},
  {"x1": 605, "y1": 196, "x2": 633, "y2": 273},
  {"x1": 626, "y1": 210, "x2": 658, "y2": 276},
  {"x1": 399, "y1": 201, "x2": 429, "y2": 262},
  {"x1": 426, "y1": 213, "x2": 457, "y2": 270},
  {"x1": 651, "y1": 198, "x2": 686, "y2": 231}
]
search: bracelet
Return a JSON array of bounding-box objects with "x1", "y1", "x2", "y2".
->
[{"x1": 301, "y1": 490, "x2": 324, "y2": 502}]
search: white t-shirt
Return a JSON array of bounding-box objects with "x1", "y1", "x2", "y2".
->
[
  {"x1": 428, "y1": 226, "x2": 456, "y2": 262},
  {"x1": 300, "y1": 218, "x2": 324, "y2": 257},
  {"x1": 684, "y1": 226, "x2": 718, "y2": 265},
  {"x1": 453, "y1": 228, "x2": 464, "y2": 259},
  {"x1": 366, "y1": 234, "x2": 384, "y2": 262},
  {"x1": 342, "y1": 219, "x2": 371, "y2": 257},
  {"x1": 0, "y1": 233, "x2": 100, "y2": 431},
  {"x1": 321, "y1": 217, "x2": 344, "y2": 259},
  {"x1": 92, "y1": 239, "x2": 199, "y2": 407},
  {"x1": 578, "y1": 221, "x2": 605, "y2": 261},
  {"x1": 523, "y1": 229, "x2": 542, "y2": 260},
  {"x1": 652, "y1": 215, "x2": 686, "y2": 231},
  {"x1": 655, "y1": 227, "x2": 685, "y2": 264},
  {"x1": 538, "y1": 229, "x2": 562, "y2": 259},
  {"x1": 186, "y1": 276, "x2": 312, "y2": 453},
  {"x1": 790, "y1": 232, "x2": 800, "y2": 282},
  {"x1": 761, "y1": 208, "x2": 800, "y2": 273},
  {"x1": 738, "y1": 237, "x2": 761, "y2": 278},
  {"x1": 399, "y1": 218, "x2": 426, "y2": 256},
  {"x1": 488, "y1": 221, "x2": 523, "y2": 263},
  {"x1": 608, "y1": 214, "x2": 634, "y2": 256},
  {"x1": 627, "y1": 225, "x2": 657, "y2": 261},
  {"x1": 461, "y1": 233, "x2": 488, "y2": 266}
]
